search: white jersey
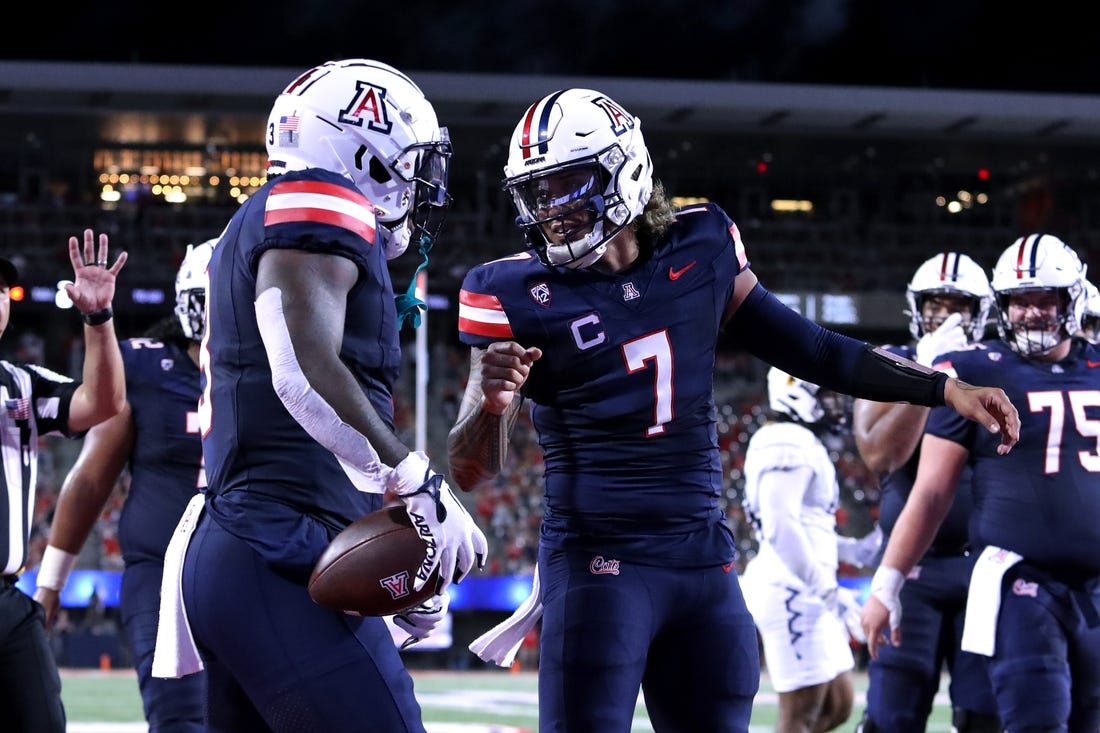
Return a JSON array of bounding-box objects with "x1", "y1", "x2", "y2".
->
[
  {"x1": 742, "y1": 420, "x2": 839, "y2": 591},
  {"x1": 740, "y1": 419, "x2": 853, "y2": 692}
]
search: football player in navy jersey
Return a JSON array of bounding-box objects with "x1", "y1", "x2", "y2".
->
[
  {"x1": 446, "y1": 87, "x2": 1020, "y2": 733},
  {"x1": 158, "y1": 60, "x2": 486, "y2": 732},
  {"x1": 35, "y1": 240, "x2": 214, "y2": 733},
  {"x1": 852, "y1": 252, "x2": 1001, "y2": 733},
  {"x1": 864, "y1": 233, "x2": 1100, "y2": 732}
]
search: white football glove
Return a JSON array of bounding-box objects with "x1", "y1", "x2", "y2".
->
[
  {"x1": 393, "y1": 592, "x2": 450, "y2": 650},
  {"x1": 388, "y1": 451, "x2": 488, "y2": 593},
  {"x1": 837, "y1": 524, "x2": 883, "y2": 568},
  {"x1": 915, "y1": 312, "x2": 967, "y2": 367},
  {"x1": 869, "y1": 565, "x2": 906, "y2": 636},
  {"x1": 835, "y1": 586, "x2": 866, "y2": 644}
]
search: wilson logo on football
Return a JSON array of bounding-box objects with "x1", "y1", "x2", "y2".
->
[{"x1": 380, "y1": 571, "x2": 412, "y2": 599}]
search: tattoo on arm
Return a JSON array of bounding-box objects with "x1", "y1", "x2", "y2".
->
[{"x1": 447, "y1": 348, "x2": 524, "y2": 491}]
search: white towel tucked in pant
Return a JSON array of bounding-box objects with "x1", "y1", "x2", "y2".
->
[
  {"x1": 468, "y1": 564, "x2": 542, "y2": 667},
  {"x1": 961, "y1": 544, "x2": 1023, "y2": 657},
  {"x1": 152, "y1": 493, "x2": 206, "y2": 678}
]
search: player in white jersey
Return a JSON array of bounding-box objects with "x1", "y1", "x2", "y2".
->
[{"x1": 741, "y1": 367, "x2": 862, "y2": 733}]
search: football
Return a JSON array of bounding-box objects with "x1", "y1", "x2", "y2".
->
[{"x1": 308, "y1": 505, "x2": 439, "y2": 616}]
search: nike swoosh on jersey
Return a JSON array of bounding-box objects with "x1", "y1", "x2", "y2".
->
[
  {"x1": 723, "y1": 561, "x2": 735, "y2": 573},
  {"x1": 1088, "y1": 360, "x2": 1100, "y2": 368},
  {"x1": 669, "y1": 261, "x2": 697, "y2": 280}
]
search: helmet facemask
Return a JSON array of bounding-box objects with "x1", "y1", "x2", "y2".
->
[
  {"x1": 508, "y1": 151, "x2": 632, "y2": 270},
  {"x1": 174, "y1": 239, "x2": 214, "y2": 342},
  {"x1": 996, "y1": 287, "x2": 1076, "y2": 356},
  {"x1": 322, "y1": 129, "x2": 452, "y2": 260},
  {"x1": 177, "y1": 289, "x2": 207, "y2": 341},
  {"x1": 508, "y1": 159, "x2": 624, "y2": 269}
]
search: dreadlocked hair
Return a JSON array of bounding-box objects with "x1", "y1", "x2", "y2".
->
[{"x1": 143, "y1": 315, "x2": 192, "y2": 350}]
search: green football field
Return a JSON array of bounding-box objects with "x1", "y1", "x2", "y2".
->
[{"x1": 62, "y1": 668, "x2": 954, "y2": 732}]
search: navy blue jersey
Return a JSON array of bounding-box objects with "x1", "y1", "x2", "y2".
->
[
  {"x1": 458, "y1": 203, "x2": 747, "y2": 566},
  {"x1": 877, "y1": 342, "x2": 976, "y2": 555},
  {"x1": 201, "y1": 168, "x2": 390, "y2": 575},
  {"x1": 926, "y1": 338, "x2": 1100, "y2": 576},
  {"x1": 116, "y1": 338, "x2": 203, "y2": 564}
]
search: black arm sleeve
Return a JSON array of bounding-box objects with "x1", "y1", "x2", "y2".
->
[{"x1": 725, "y1": 283, "x2": 948, "y2": 406}]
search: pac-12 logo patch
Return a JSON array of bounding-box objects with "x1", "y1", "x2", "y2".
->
[{"x1": 529, "y1": 282, "x2": 551, "y2": 306}]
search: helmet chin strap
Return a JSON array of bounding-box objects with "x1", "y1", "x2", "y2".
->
[{"x1": 394, "y1": 234, "x2": 433, "y2": 330}]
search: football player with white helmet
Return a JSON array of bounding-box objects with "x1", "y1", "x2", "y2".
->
[
  {"x1": 864, "y1": 234, "x2": 1100, "y2": 731},
  {"x1": 448, "y1": 88, "x2": 1019, "y2": 732},
  {"x1": 853, "y1": 252, "x2": 1001, "y2": 733},
  {"x1": 157, "y1": 60, "x2": 485, "y2": 732},
  {"x1": 36, "y1": 238, "x2": 214, "y2": 733},
  {"x1": 741, "y1": 368, "x2": 859, "y2": 733}
]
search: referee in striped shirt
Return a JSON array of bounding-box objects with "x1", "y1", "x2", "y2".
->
[{"x1": 0, "y1": 229, "x2": 128, "y2": 733}]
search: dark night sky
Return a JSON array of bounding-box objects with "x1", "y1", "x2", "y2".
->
[{"x1": 10, "y1": 1, "x2": 1100, "y2": 95}]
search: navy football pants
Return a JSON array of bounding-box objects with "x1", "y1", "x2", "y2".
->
[
  {"x1": 120, "y1": 557, "x2": 205, "y2": 732},
  {"x1": 989, "y1": 564, "x2": 1100, "y2": 732},
  {"x1": 182, "y1": 514, "x2": 426, "y2": 733},
  {"x1": 537, "y1": 545, "x2": 759, "y2": 733},
  {"x1": 865, "y1": 554, "x2": 998, "y2": 732}
]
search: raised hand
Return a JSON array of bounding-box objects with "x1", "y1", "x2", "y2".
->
[
  {"x1": 915, "y1": 311, "x2": 968, "y2": 367},
  {"x1": 65, "y1": 228, "x2": 127, "y2": 315}
]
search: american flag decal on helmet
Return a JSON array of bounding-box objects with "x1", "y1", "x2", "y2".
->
[{"x1": 519, "y1": 90, "x2": 567, "y2": 160}]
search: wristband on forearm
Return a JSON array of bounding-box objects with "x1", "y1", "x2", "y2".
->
[
  {"x1": 387, "y1": 451, "x2": 432, "y2": 495},
  {"x1": 852, "y1": 345, "x2": 948, "y2": 407},
  {"x1": 870, "y1": 565, "x2": 906, "y2": 600},
  {"x1": 37, "y1": 545, "x2": 78, "y2": 591},
  {"x1": 81, "y1": 307, "x2": 114, "y2": 326}
]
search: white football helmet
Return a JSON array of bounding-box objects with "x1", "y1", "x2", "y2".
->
[
  {"x1": 766, "y1": 367, "x2": 846, "y2": 427},
  {"x1": 175, "y1": 238, "x2": 215, "y2": 341},
  {"x1": 266, "y1": 58, "x2": 452, "y2": 259},
  {"x1": 905, "y1": 252, "x2": 993, "y2": 342},
  {"x1": 502, "y1": 88, "x2": 653, "y2": 269},
  {"x1": 1078, "y1": 280, "x2": 1100, "y2": 343},
  {"x1": 990, "y1": 233, "x2": 1088, "y2": 355}
]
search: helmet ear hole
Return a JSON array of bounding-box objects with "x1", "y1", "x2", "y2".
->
[{"x1": 369, "y1": 155, "x2": 392, "y2": 184}]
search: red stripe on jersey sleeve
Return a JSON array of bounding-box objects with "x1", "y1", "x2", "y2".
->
[
  {"x1": 459, "y1": 290, "x2": 505, "y2": 310},
  {"x1": 458, "y1": 316, "x2": 514, "y2": 339},
  {"x1": 265, "y1": 207, "x2": 376, "y2": 242},
  {"x1": 270, "y1": 179, "x2": 372, "y2": 208}
]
